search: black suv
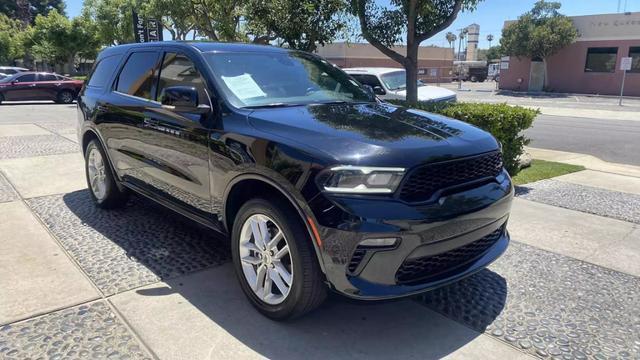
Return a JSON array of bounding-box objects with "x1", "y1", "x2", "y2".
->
[{"x1": 77, "y1": 42, "x2": 513, "y2": 320}]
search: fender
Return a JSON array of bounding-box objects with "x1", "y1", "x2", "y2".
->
[{"x1": 223, "y1": 172, "x2": 328, "y2": 275}]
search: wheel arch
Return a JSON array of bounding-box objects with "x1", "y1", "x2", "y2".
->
[
  {"x1": 81, "y1": 128, "x2": 126, "y2": 191},
  {"x1": 223, "y1": 174, "x2": 327, "y2": 274}
]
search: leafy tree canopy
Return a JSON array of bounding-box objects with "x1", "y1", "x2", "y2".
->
[
  {"x1": 246, "y1": 0, "x2": 349, "y2": 52},
  {"x1": 0, "y1": 0, "x2": 65, "y2": 24},
  {"x1": 0, "y1": 14, "x2": 26, "y2": 63},
  {"x1": 27, "y1": 9, "x2": 100, "y2": 66},
  {"x1": 500, "y1": 0, "x2": 577, "y2": 61}
]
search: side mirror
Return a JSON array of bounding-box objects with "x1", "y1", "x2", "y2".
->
[
  {"x1": 373, "y1": 86, "x2": 386, "y2": 95},
  {"x1": 160, "y1": 86, "x2": 210, "y2": 113},
  {"x1": 11, "y1": 80, "x2": 18, "y2": 85},
  {"x1": 362, "y1": 84, "x2": 376, "y2": 100}
]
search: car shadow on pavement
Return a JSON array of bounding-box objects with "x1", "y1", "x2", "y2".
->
[
  {"x1": 59, "y1": 190, "x2": 506, "y2": 358},
  {"x1": 132, "y1": 265, "x2": 507, "y2": 359}
]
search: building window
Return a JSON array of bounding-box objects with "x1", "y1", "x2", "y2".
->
[
  {"x1": 629, "y1": 47, "x2": 640, "y2": 73},
  {"x1": 584, "y1": 47, "x2": 618, "y2": 73}
]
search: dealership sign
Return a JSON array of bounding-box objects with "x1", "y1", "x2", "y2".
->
[{"x1": 132, "y1": 11, "x2": 163, "y2": 43}]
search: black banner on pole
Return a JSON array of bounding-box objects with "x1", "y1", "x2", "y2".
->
[
  {"x1": 147, "y1": 19, "x2": 163, "y2": 42},
  {"x1": 132, "y1": 11, "x2": 163, "y2": 43},
  {"x1": 132, "y1": 11, "x2": 147, "y2": 43}
]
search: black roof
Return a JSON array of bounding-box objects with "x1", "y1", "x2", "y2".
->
[{"x1": 98, "y1": 41, "x2": 289, "y2": 59}]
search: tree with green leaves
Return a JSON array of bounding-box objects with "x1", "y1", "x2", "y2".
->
[
  {"x1": 0, "y1": 14, "x2": 26, "y2": 63},
  {"x1": 483, "y1": 45, "x2": 501, "y2": 61},
  {"x1": 187, "y1": 0, "x2": 246, "y2": 41},
  {"x1": 143, "y1": 0, "x2": 196, "y2": 40},
  {"x1": 27, "y1": 10, "x2": 100, "y2": 70},
  {"x1": 351, "y1": 0, "x2": 481, "y2": 105},
  {"x1": 82, "y1": 0, "x2": 137, "y2": 45},
  {"x1": 245, "y1": 0, "x2": 349, "y2": 52},
  {"x1": 445, "y1": 31, "x2": 456, "y2": 50},
  {"x1": 0, "y1": 0, "x2": 65, "y2": 24},
  {"x1": 500, "y1": 0, "x2": 577, "y2": 88}
]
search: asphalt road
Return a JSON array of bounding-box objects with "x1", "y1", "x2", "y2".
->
[{"x1": 525, "y1": 115, "x2": 640, "y2": 166}]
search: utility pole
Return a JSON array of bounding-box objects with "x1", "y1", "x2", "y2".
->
[{"x1": 487, "y1": 34, "x2": 494, "y2": 49}]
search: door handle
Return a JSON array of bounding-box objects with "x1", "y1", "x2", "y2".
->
[
  {"x1": 143, "y1": 117, "x2": 159, "y2": 126},
  {"x1": 29, "y1": 84, "x2": 37, "y2": 87}
]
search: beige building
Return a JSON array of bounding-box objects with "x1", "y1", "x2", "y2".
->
[{"x1": 316, "y1": 43, "x2": 455, "y2": 83}]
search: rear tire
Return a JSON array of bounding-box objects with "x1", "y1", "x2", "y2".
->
[
  {"x1": 84, "y1": 139, "x2": 129, "y2": 209},
  {"x1": 56, "y1": 90, "x2": 74, "y2": 104},
  {"x1": 231, "y1": 197, "x2": 327, "y2": 320}
]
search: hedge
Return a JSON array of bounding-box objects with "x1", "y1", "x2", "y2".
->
[{"x1": 389, "y1": 100, "x2": 538, "y2": 176}]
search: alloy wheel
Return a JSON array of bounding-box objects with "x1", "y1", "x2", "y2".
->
[
  {"x1": 60, "y1": 92, "x2": 73, "y2": 103},
  {"x1": 87, "y1": 147, "x2": 107, "y2": 201},
  {"x1": 239, "y1": 214, "x2": 293, "y2": 305}
]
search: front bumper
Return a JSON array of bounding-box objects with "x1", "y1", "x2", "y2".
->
[{"x1": 308, "y1": 170, "x2": 513, "y2": 300}]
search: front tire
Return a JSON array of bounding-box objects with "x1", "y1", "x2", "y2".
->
[
  {"x1": 84, "y1": 139, "x2": 128, "y2": 209},
  {"x1": 231, "y1": 197, "x2": 326, "y2": 320},
  {"x1": 56, "y1": 90, "x2": 74, "y2": 104}
]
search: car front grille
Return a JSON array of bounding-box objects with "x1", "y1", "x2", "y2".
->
[
  {"x1": 398, "y1": 151, "x2": 503, "y2": 203},
  {"x1": 395, "y1": 226, "x2": 504, "y2": 285}
]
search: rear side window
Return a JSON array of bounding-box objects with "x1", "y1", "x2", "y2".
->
[
  {"x1": 116, "y1": 51, "x2": 159, "y2": 100},
  {"x1": 39, "y1": 74, "x2": 57, "y2": 81},
  {"x1": 87, "y1": 55, "x2": 120, "y2": 88},
  {"x1": 15, "y1": 74, "x2": 36, "y2": 82}
]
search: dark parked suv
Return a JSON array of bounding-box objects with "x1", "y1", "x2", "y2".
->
[{"x1": 77, "y1": 42, "x2": 513, "y2": 320}]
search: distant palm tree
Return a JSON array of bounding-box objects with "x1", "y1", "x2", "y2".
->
[
  {"x1": 487, "y1": 34, "x2": 494, "y2": 48},
  {"x1": 446, "y1": 32, "x2": 457, "y2": 50}
]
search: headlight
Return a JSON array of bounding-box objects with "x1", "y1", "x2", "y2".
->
[{"x1": 320, "y1": 166, "x2": 405, "y2": 194}]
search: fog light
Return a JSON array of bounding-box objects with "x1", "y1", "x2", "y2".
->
[{"x1": 359, "y1": 237, "x2": 398, "y2": 248}]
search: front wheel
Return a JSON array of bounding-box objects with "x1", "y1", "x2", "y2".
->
[{"x1": 231, "y1": 197, "x2": 327, "y2": 320}]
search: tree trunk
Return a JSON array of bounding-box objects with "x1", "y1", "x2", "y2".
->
[
  {"x1": 404, "y1": 0, "x2": 419, "y2": 105},
  {"x1": 405, "y1": 42, "x2": 419, "y2": 105},
  {"x1": 542, "y1": 58, "x2": 548, "y2": 90}
]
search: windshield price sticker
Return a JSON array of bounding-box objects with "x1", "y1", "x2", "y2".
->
[{"x1": 221, "y1": 73, "x2": 266, "y2": 100}]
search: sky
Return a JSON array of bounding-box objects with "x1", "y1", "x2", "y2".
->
[{"x1": 64, "y1": 0, "x2": 640, "y2": 49}]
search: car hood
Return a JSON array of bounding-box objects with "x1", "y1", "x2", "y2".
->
[
  {"x1": 395, "y1": 86, "x2": 456, "y2": 101},
  {"x1": 247, "y1": 102, "x2": 498, "y2": 168}
]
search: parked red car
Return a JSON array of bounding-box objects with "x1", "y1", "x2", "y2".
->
[{"x1": 0, "y1": 72, "x2": 84, "y2": 104}]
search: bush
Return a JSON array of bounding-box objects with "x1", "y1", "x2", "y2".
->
[{"x1": 389, "y1": 101, "x2": 538, "y2": 176}]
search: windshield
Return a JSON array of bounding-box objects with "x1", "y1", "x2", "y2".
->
[
  {"x1": 204, "y1": 51, "x2": 374, "y2": 108},
  {"x1": 380, "y1": 71, "x2": 425, "y2": 90}
]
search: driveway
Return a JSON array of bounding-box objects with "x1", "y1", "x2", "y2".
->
[{"x1": 1, "y1": 104, "x2": 639, "y2": 359}]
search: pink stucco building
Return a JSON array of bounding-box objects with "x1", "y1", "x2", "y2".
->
[{"x1": 499, "y1": 12, "x2": 640, "y2": 96}]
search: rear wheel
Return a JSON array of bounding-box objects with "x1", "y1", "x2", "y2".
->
[
  {"x1": 231, "y1": 197, "x2": 326, "y2": 320},
  {"x1": 84, "y1": 139, "x2": 129, "y2": 209},
  {"x1": 56, "y1": 90, "x2": 74, "y2": 104}
]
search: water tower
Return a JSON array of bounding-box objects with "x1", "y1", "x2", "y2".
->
[{"x1": 466, "y1": 24, "x2": 480, "y2": 61}]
